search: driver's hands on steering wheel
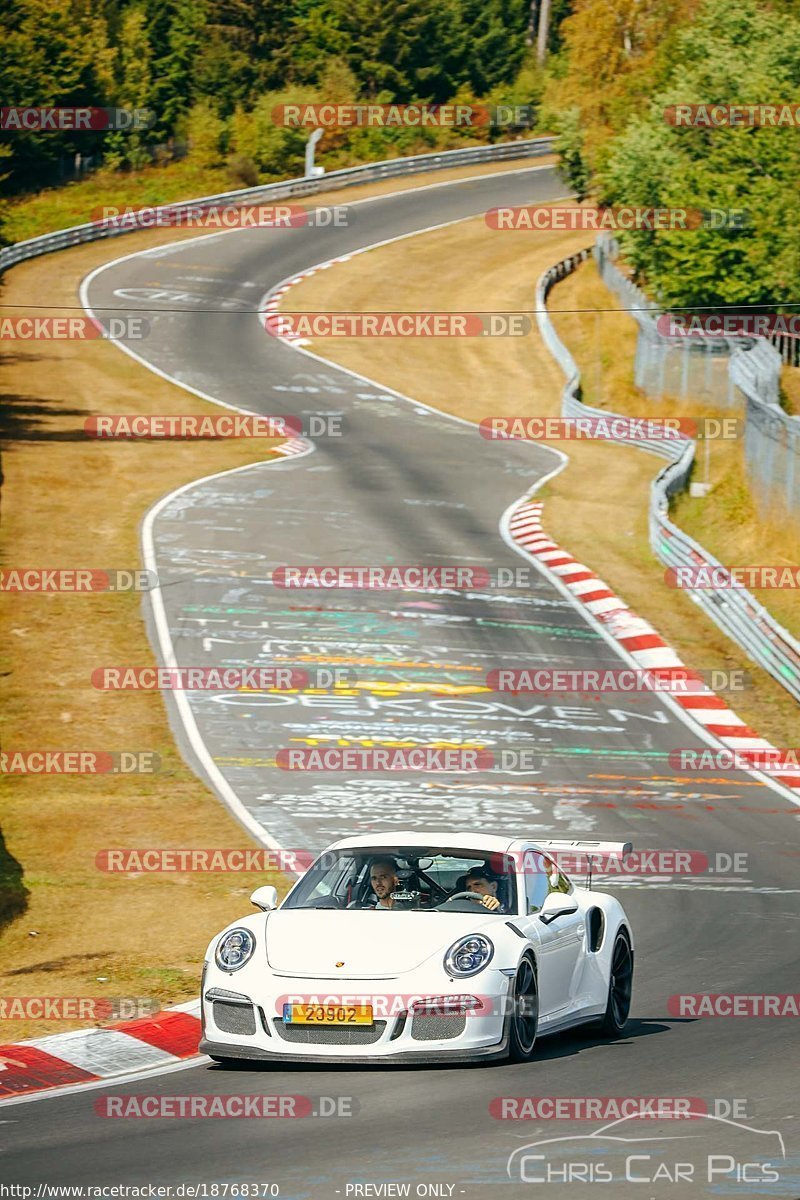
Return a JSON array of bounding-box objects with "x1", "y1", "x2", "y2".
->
[{"x1": 443, "y1": 889, "x2": 502, "y2": 911}]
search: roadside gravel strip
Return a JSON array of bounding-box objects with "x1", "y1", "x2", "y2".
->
[{"x1": 1, "y1": 166, "x2": 798, "y2": 1198}]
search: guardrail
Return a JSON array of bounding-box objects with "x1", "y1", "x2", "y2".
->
[
  {"x1": 730, "y1": 342, "x2": 800, "y2": 517},
  {"x1": 0, "y1": 138, "x2": 553, "y2": 275},
  {"x1": 535, "y1": 249, "x2": 800, "y2": 705},
  {"x1": 594, "y1": 236, "x2": 740, "y2": 409},
  {"x1": 595, "y1": 236, "x2": 800, "y2": 517}
]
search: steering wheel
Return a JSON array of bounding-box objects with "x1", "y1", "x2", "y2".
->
[{"x1": 437, "y1": 890, "x2": 485, "y2": 906}]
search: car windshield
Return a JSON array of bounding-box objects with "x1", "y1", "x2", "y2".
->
[{"x1": 282, "y1": 846, "x2": 517, "y2": 913}]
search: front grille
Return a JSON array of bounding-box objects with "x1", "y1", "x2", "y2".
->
[
  {"x1": 410, "y1": 1013, "x2": 466, "y2": 1041},
  {"x1": 213, "y1": 1001, "x2": 257, "y2": 1036},
  {"x1": 274, "y1": 1019, "x2": 386, "y2": 1045}
]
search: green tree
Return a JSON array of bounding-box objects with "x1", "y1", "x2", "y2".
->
[
  {"x1": 456, "y1": 0, "x2": 529, "y2": 95},
  {"x1": 228, "y1": 90, "x2": 311, "y2": 179},
  {"x1": 184, "y1": 98, "x2": 227, "y2": 167},
  {"x1": 291, "y1": 0, "x2": 467, "y2": 100},
  {"x1": 150, "y1": 0, "x2": 210, "y2": 138},
  {"x1": 542, "y1": 0, "x2": 695, "y2": 179},
  {"x1": 104, "y1": 4, "x2": 153, "y2": 169},
  {"x1": 601, "y1": 0, "x2": 800, "y2": 307},
  {"x1": 193, "y1": 0, "x2": 297, "y2": 110},
  {"x1": 0, "y1": 0, "x2": 114, "y2": 192}
]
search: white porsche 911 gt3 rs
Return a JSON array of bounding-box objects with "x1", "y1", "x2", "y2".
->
[{"x1": 199, "y1": 830, "x2": 634, "y2": 1066}]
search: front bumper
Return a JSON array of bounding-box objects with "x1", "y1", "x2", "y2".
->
[
  {"x1": 200, "y1": 971, "x2": 513, "y2": 1064},
  {"x1": 199, "y1": 1036, "x2": 509, "y2": 1066}
]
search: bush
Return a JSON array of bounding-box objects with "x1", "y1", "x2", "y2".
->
[{"x1": 184, "y1": 99, "x2": 228, "y2": 168}]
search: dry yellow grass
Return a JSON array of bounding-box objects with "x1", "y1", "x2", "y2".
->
[
  {"x1": 0, "y1": 245, "x2": 290, "y2": 1041},
  {"x1": 280, "y1": 207, "x2": 800, "y2": 747},
  {"x1": 781, "y1": 365, "x2": 800, "y2": 416}
]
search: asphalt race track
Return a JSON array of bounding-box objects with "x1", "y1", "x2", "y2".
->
[{"x1": 3, "y1": 166, "x2": 799, "y2": 1199}]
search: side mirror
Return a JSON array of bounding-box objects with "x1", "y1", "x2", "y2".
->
[
  {"x1": 538, "y1": 892, "x2": 579, "y2": 925},
  {"x1": 250, "y1": 885, "x2": 278, "y2": 911}
]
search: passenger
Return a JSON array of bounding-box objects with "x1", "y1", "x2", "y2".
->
[{"x1": 368, "y1": 858, "x2": 401, "y2": 910}]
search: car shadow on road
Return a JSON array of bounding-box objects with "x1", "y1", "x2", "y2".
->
[
  {"x1": 205, "y1": 1017, "x2": 695, "y2": 1074},
  {"x1": 516, "y1": 1016, "x2": 695, "y2": 1064}
]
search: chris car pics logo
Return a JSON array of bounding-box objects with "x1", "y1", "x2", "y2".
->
[{"x1": 507, "y1": 1112, "x2": 785, "y2": 1188}]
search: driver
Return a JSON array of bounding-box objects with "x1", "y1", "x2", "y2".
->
[
  {"x1": 368, "y1": 858, "x2": 401, "y2": 910},
  {"x1": 464, "y1": 866, "x2": 505, "y2": 912}
]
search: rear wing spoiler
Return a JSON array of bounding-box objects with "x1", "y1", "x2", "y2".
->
[
  {"x1": 532, "y1": 840, "x2": 633, "y2": 889},
  {"x1": 534, "y1": 840, "x2": 633, "y2": 858}
]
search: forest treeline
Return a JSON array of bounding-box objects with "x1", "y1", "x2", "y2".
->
[
  {"x1": 3, "y1": 0, "x2": 800, "y2": 306},
  {"x1": 1, "y1": 0, "x2": 560, "y2": 193}
]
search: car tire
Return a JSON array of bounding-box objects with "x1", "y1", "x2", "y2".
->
[
  {"x1": 508, "y1": 954, "x2": 539, "y2": 1062},
  {"x1": 597, "y1": 928, "x2": 633, "y2": 1037}
]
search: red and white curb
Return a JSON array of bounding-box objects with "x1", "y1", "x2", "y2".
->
[
  {"x1": 0, "y1": 1000, "x2": 202, "y2": 1101},
  {"x1": 509, "y1": 500, "x2": 800, "y2": 797},
  {"x1": 261, "y1": 258, "x2": 353, "y2": 345},
  {"x1": 273, "y1": 435, "x2": 311, "y2": 457}
]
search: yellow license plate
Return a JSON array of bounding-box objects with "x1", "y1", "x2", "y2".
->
[{"x1": 283, "y1": 1003, "x2": 373, "y2": 1026}]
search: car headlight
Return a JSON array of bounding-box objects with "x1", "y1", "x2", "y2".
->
[
  {"x1": 444, "y1": 934, "x2": 494, "y2": 977},
  {"x1": 215, "y1": 928, "x2": 255, "y2": 972}
]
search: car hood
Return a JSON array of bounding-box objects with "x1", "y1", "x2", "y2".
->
[{"x1": 264, "y1": 909, "x2": 499, "y2": 977}]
